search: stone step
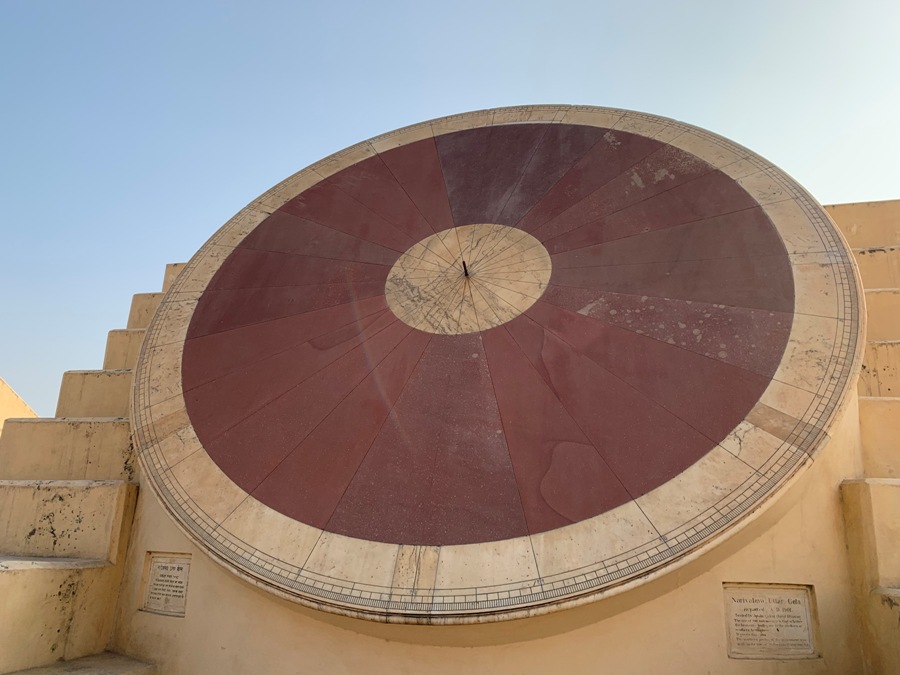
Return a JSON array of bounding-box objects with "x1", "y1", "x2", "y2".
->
[
  {"x1": 0, "y1": 559, "x2": 136, "y2": 673},
  {"x1": 841, "y1": 478, "x2": 900, "y2": 673},
  {"x1": 859, "y1": 341, "x2": 900, "y2": 397},
  {"x1": 8, "y1": 652, "x2": 156, "y2": 675},
  {"x1": 826, "y1": 199, "x2": 900, "y2": 249},
  {"x1": 162, "y1": 262, "x2": 187, "y2": 293},
  {"x1": 842, "y1": 478, "x2": 900, "y2": 588},
  {"x1": 0, "y1": 418, "x2": 134, "y2": 482},
  {"x1": 102, "y1": 330, "x2": 145, "y2": 371},
  {"x1": 858, "y1": 397, "x2": 900, "y2": 478},
  {"x1": 854, "y1": 246, "x2": 900, "y2": 289},
  {"x1": 0, "y1": 480, "x2": 137, "y2": 561},
  {"x1": 865, "y1": 290, "x2": 900, "y2": 342},
  {"x1": 0, "y1": 555, "x2": 108, "y2": 571},
  {"x1": 858, "y1": 586, "x2": 900, "y2": 675},
  {"x1": 0, "y1": 476, "x2": 138, "y2": 672},
  {"x1": 126, "y1": 294, "x2": 163, "y2": 330},
  {"x1": 55, "y1": 371, "x2": 132, "y2": 419}
]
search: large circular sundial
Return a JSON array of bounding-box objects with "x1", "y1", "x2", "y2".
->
[{"x1": 132, "y1": 106, "x2": 862, "y2": 623}]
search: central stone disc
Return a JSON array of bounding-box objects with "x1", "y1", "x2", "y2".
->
[{"x1": 385, "y1": 224, "x2": 551, "y2": 335}]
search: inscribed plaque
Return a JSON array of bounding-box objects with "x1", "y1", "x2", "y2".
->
[
  {"x1": 143, "y1": 553, "x2": 192, "y2": 617},
  {"x1": 724, "y1": 583, "x2": 818, "y2": 659}
]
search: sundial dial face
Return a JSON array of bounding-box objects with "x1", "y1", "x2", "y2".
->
[
  {"x1": 132, "y1": 106, "x2": 862, "y2": 623},
  {"x1": 385, "y1": 223, "x2": 552, "y2": 335}
]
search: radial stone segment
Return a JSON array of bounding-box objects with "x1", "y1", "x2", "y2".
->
[
  {"x1": 385, "y1": 224, "x2": 551, "y2": 334},
  {"x1": 132, "y1": 106, "x2": 863, "y2": 623}
]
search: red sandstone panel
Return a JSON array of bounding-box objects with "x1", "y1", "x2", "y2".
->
[
  {"x1": 319, "y1": 154, "x2": 436, "y2": 244},
  {"x1": 436, "y1": 124, "x2": 548, "y2": 226},
  {"x1": 495, "y1": 124, "x2": 610, "y2": 226},
  {"x1": 548, "y1": 208, "x2": 785, "y2": 268},
  {"x1": 237, "y1": 211, "x2": 401, "y2": 266},
  {"x1": 328, "y1": 333, "x2": 528, "y2": 545},
  {"x1": 187, "y1": 280, "x2": 387, "y2": 337},
  {"x1": 482, "y1": 327, "x2": 632, "y2": 534},
  {"x1": 185, "y1": 310, "x2": 397, "y2": 440},
  {"x1": 503, "y1": 316, "x2": 717, "y2": 498},
  {"x1": 206, "y1": 250, "x2": 391, "y2": 290},
  {"x1": 377, "y1": 137, "x2": 456, "y2": 234},
  {"x1": 525, "y1": 302, "x2": 772, "y2": 442},
  {"x1": 201, "y1": 320, "x2": 411, "y2": 490},
  {"x1": 280, "y1": 182, "x2": 416, "y2": 253},
  {"x1": 515, "y1": 130, "x2": 663, "y2": 233},
  {"x1": 541, "y1": 286, "x2": 792, "y2": 377},
  {"x1": 252, "y1": 329, "x2": 431, "y2": 528},
  {"x1": 542, "y1": 171, "x2": 762, "y2": 255},
  {"x1": 549, "y1": 254, "x2": 794, "y2": 313},
  {"x1": 531, "y1": 144, "x2": 715, "y2": 243},
  {"x1": 183, "y1": 295, "x2": 389, "y2": 390}
]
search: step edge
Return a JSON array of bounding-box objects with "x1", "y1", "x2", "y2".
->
[
  {"x1": 0, "y1": 555, "x2": 109, "y2": 571},
  {"x1": 0, "y1": 479, "x2": 129, "y2": 488}
]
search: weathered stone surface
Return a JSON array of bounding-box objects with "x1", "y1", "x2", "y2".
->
[
  {"x1": 9, "y1": 650, "x2": 156, "y2": 674},
  {"x1": 854, "y1": 246, "x2": 900, "y2": 288},
  {"x1": 865, "y1": 290, "x2": 900, "y2": 341},
  {"x1": 0, "y1": 418, "x2": 134, "y2": 482},
  {"x1": 860, "y1": 341, "x2": 900, "y2": 397},
  {"x1": 0, "y1": 480, "x2": 136, "y2": 561},
  {"x1": 859, "y1": 397, "x2": 900, "y2": 477},
  {"x1": 126, "y1": 294, "x2": 163, "y2": 330},
  {"x1": 162, "y1": 263, "x2": 187, "y2": 293},
  {"x1": 103, "y1": 330, "x2": 145, "y2": 371},
  {"x1": 56, "y1": 371, "x2": 132, "y2": 419}
]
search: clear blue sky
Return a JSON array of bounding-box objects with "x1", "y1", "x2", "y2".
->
[{"x1": 2, "y1": 0, "x2": 899, "y2": 415}]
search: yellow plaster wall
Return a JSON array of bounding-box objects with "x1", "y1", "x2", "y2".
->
[
  {"x1": 0, "y1": 377, "x2": 36, "y2": 437},
  {"x1": 111, "y1": 393, "x2": 865, "y2": 674},
  {"x1": 825, "y1": 199, "x2": 900, "y2": 249}
]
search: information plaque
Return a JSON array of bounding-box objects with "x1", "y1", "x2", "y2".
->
[
  {"x1": 724, "y1": 583, "x2": 818, "y2": 659},
  {"x1": 143, "y1": 553, "x2": 192, "y2": 617}
]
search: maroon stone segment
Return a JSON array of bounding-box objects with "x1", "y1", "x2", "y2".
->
[
  {"x1": 550, "y1": 255, "x2": 793, "y2": 313},
  {"x1": 319, "y1": 154, "x2": 437, "y2": 244},
  {"x1": 207, "y1": 249, "x2": 391, "y2": 290},
  {"x1": 188, "y1": 280, "x2": 388, "y2": 338},
  {"x1": 524, "y1": 302, "x2": 773, "y2": 443},
  {"x1": 240, "y1": 211, "x2": 400, "y2": 266},
  {"x1": 542, "y1": 173, "x2": 764, "y2": 256},
  {"x1": 378, "y1": 137, "x2": 456, "y2": 234},
  {"x1": 183, "y1": 295, "x2": 389, "y2": 390},
  {"x1": 483, "y1": 327, "x2": 633, "y2": 533},
  {"x1": 182, "y1": 121, "x2": 796, "y2": 546},
  {"x1": 202, "y1": 319, "x2": 411, "y2": 489},
  {"x1": 501, "y1": 316, "x2": 717, "y2": 499},
  {"x1": 436, "y1": 124, "x2": 549, "y2": 227},
  {"x1": 496, "y1": 124, "x2": 612, "y2": 226},
  {"x1": 280, "y1": 181, "x2": 416, "y2": 253},
  {"x1": 548, "y1": 207, "x2": 785, "y2": 268},
  {"x1": 531, "y1": 144, "x2": 715, "y2": 244},
  {"x1": 185, "y1": 310, "x2": 397, "y2": 443},
  {"x1": 328, "y1": 334, "x2": 528, "y2": 545},
  {"x1": 252, "y1": 329, "x2": 432, "y2": 527},
  {"x1": 542, "y1": 286, "x2": 792, "y2": 377},
  {"x1": 515, "y1": 130, "x2": 662, "y2": 233}
]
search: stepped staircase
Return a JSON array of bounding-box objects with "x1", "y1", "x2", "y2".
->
[
  {"x1": 0, "y1": 264, "x2": 183, "y2": 674},
  {"x1": 828, "y1": 200, "x2": 900, "y2": 674}
]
